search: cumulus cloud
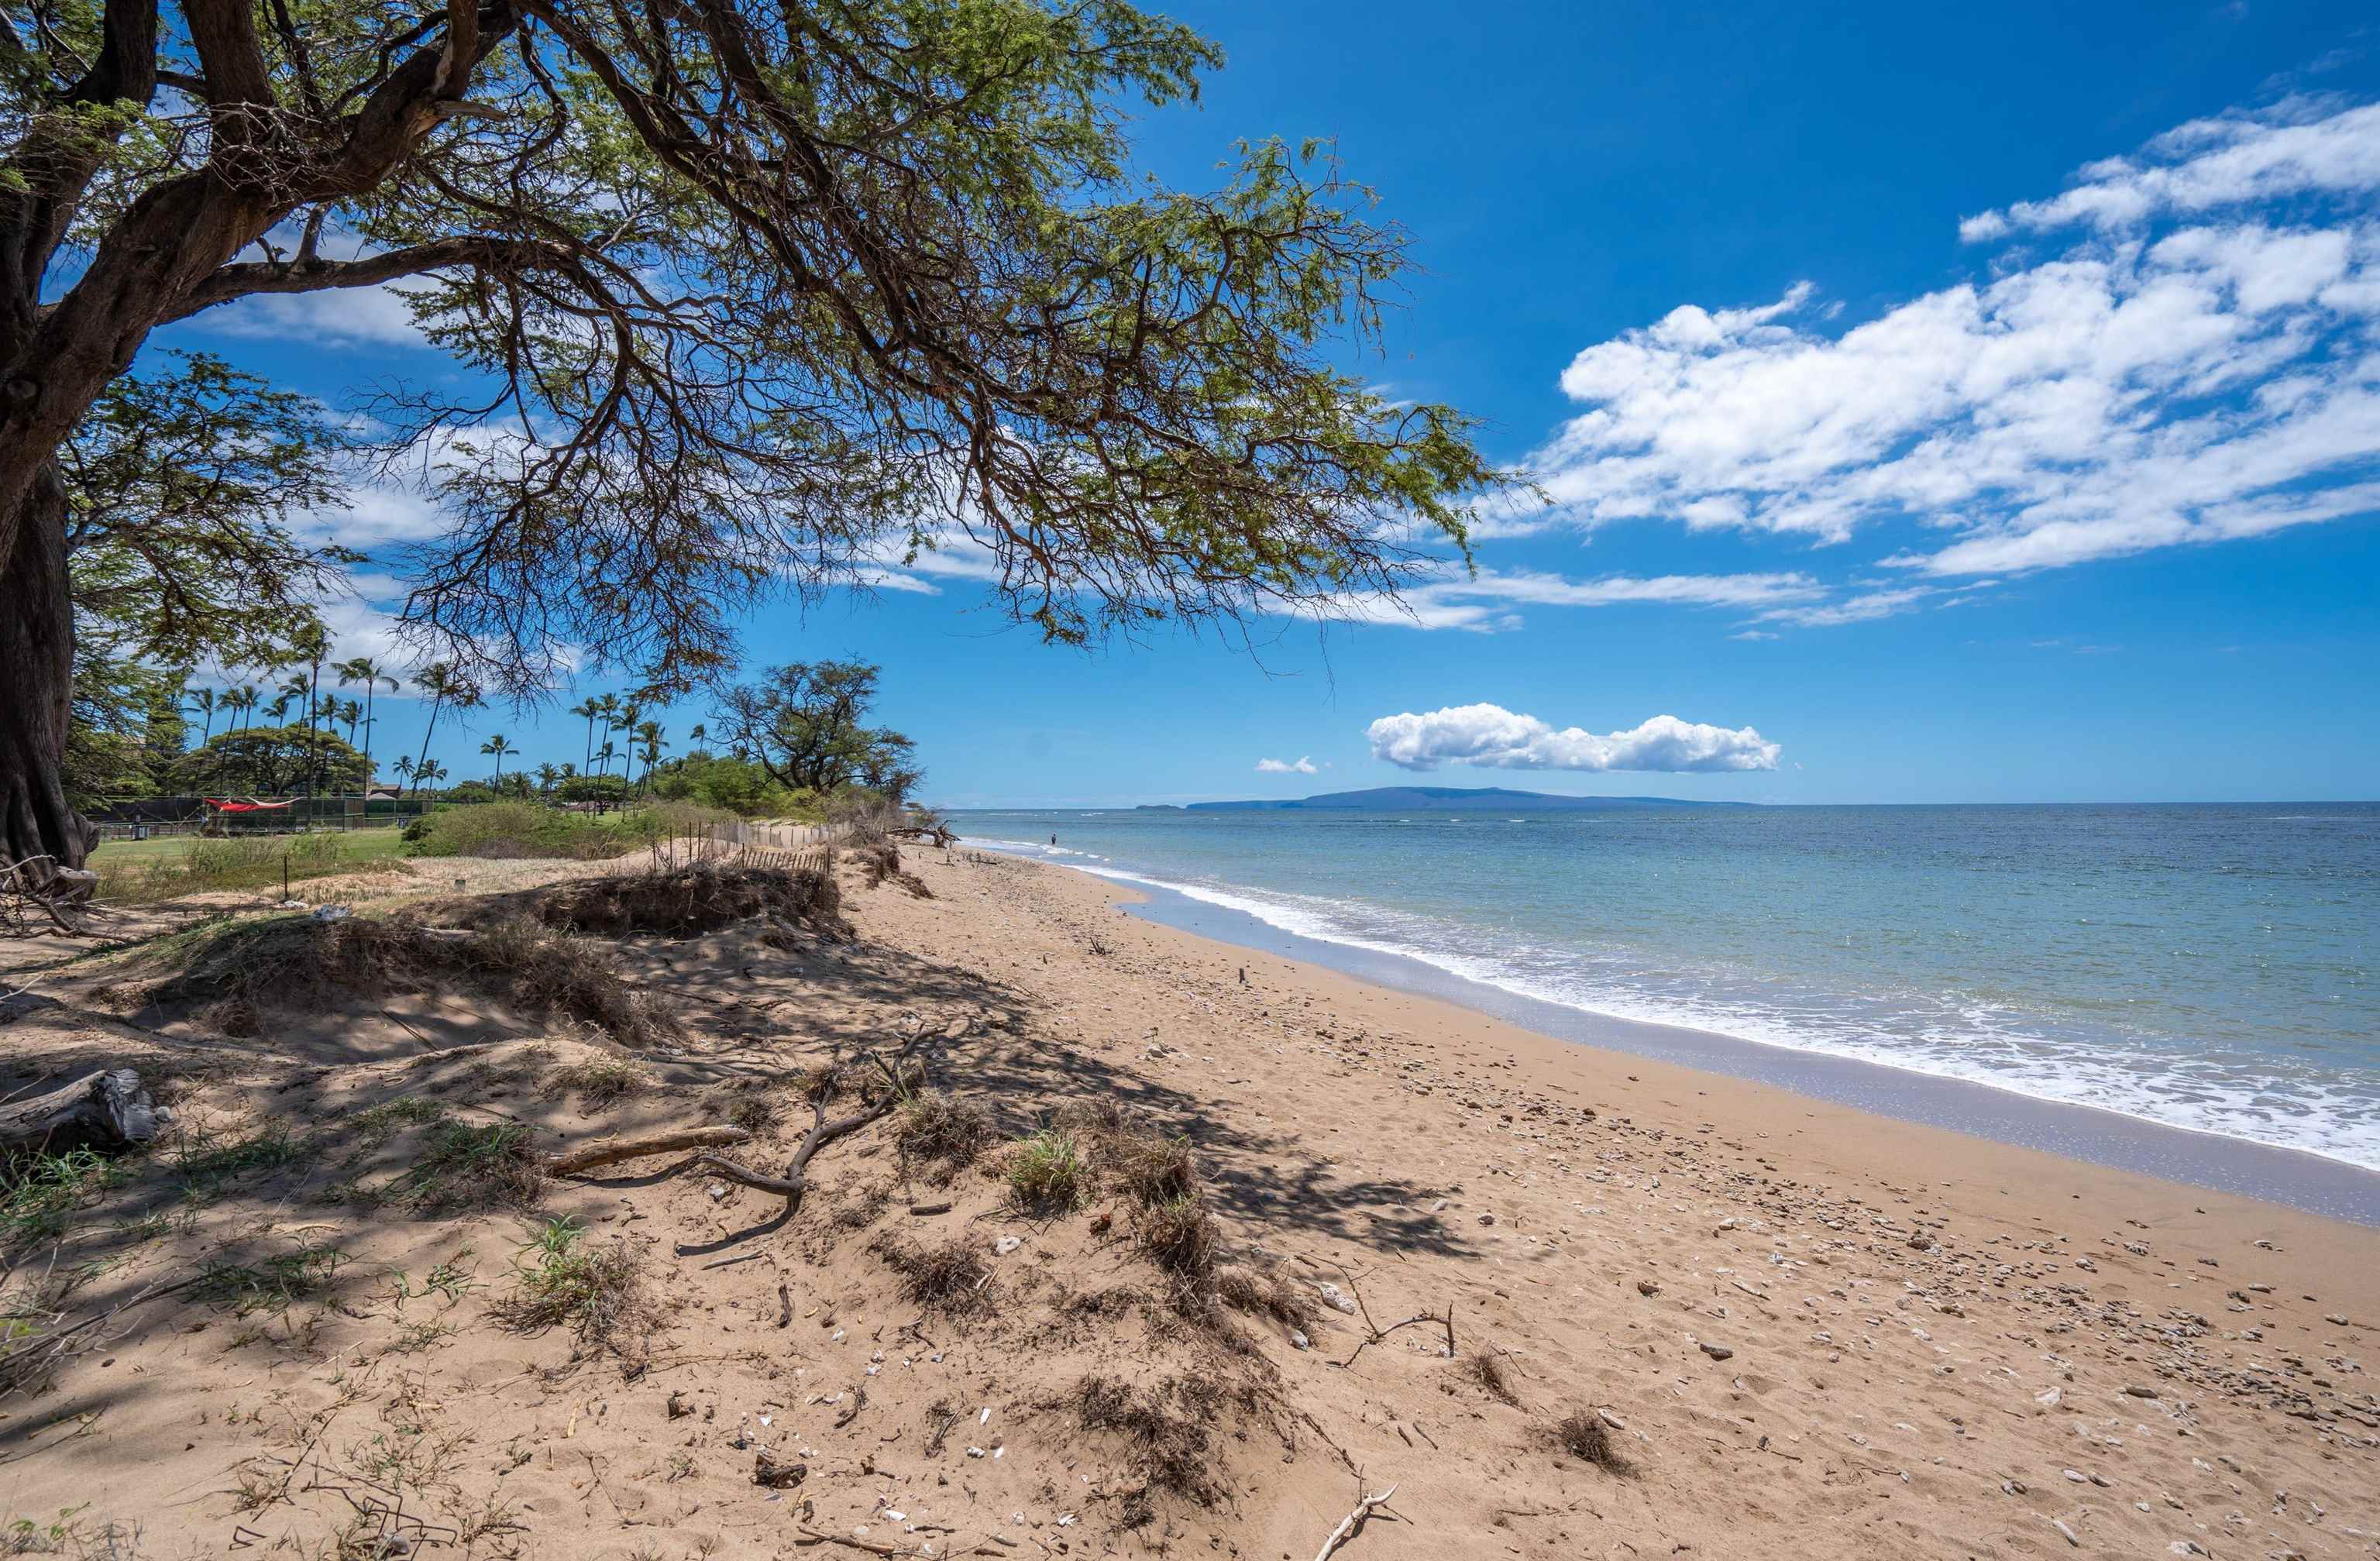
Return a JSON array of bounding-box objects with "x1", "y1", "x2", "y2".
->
[
  {"x1": 1366, "y1": 704, "x2": 1780, "y2": 773},
  {"x1": 1960, "y1": 98, "x2": 2380, "y2": 239},
  {"x1": 201, "y1": 286, "x2": 428, "y2": 349},
  {"x1": 1511, "y1": 96, "x2": 2380, "y2": 581},
  {"x1": 1255, "y1": 755, "x2": 1319, "y2": 774}
]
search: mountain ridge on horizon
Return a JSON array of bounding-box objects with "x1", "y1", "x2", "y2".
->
[{"x1": 1145, "y1": 785, "x2": 1760, "y2": 812}]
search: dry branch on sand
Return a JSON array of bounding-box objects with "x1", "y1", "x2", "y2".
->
[{"x1": 1312, "y1": 1482, "x2": 1400, "y2": 1561}]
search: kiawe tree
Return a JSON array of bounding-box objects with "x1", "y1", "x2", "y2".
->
[{"x1": 0, "y1": 0, "x2": 1501, "y2": 882}]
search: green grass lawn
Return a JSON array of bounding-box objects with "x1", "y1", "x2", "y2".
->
[
  {"x1": 91, "y1": 828, "x2": 408, "y2": 865},
  {"x1": 90, "y1": 827, "x2": 412, "y2": 902}
]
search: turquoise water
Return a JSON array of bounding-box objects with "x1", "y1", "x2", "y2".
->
[{"x1": 954, "y1": 803, "x2": 2380, "y2": 1170}]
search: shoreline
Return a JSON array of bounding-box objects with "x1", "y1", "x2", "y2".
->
[{"x1": 982, "y1": 841, "x2": 2380, "y2": 1227}]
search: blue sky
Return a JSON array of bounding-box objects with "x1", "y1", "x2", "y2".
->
[{"x1": 157, "y1": 0, "x2": 2380, "y2": 806}]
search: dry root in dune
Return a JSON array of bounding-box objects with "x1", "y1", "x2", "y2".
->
[
  {"x1": 524, "y1": 859, "x2": 845, "y2": 938},
  {"x1": 143, "y1": 913, "x2": 672, "y2": 1047}
]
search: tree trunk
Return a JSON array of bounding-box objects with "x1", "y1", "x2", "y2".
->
[
  {"x1": 0, "y1": 467, "x2": 94, "y2": 879},
  {"x1": 0, "y1": 1067, "x2": 163, "y2": 1157}
]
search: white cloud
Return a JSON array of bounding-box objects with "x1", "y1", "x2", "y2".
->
[
  {"x1": 1513, "y1": 96, "x2": 2380, "y2": 583},
  {"x1": 1255, "y1": 755, "x2": 1319, "y2": 774},
  {"x1": 1322, "y1": 566, "x2": 1825, "y2": 633},
  {"x1": 202, "y1": 286, "x2": 428, "y2": 349},
  {"x1": 1962, "y1": 99, "x2": 2380, "y2": 238},
  {"x1": 1366, "y1": 704, "x2": 1780, "y2": 773}
]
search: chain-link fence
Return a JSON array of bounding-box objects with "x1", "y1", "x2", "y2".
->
[{"x1": 88, "y1": 795, "x2": 439, "y2": 842}]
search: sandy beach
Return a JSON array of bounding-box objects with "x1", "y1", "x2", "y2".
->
[{"x1": 2, "y1": 843, "x2": 2374, "y2": 1559}]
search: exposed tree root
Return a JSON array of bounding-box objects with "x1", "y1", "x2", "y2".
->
[{"x1": 545, "y1": 1126, "x2": 755, "y2": 1178}]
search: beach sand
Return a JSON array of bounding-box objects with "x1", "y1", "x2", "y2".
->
[{"x1": 1, "y1": 844, "x2": 2373, "y2": 1559}]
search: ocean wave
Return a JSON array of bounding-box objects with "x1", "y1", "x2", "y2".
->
[{"x1": 975, "y1": 839, "x2": 2380, "y2": 1173}]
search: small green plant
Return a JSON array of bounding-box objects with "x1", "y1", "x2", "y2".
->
[
  {"x1": 352, "y1": 1096, "x2": 447, "y2": 1151},
  {"x1": 387, "y1": 1252, "x2": 477, "y2": 1312},
  {"x1": 174, "y1": 1126, "x2": 304, "y2": 1202},
  {"x1": 1, "y1": 1149, "x2": 126, "y2": 1246},
  {"x1": 546, "y1": 1054, "x2": 649, "y2": 1109},
  {"x1": 198, "y1": 1243, "x2": 347, "y2": 1315},
  {"x1": 390, "y1": 1120, "x2": 542, "y2": 1212},
  {"x1": 1006, "y1": 1127, "x2": 1084, "y2": 1212},
  {"x1": 492, "y1": 1219, "x2": 651, "y2": 1360},
  {"x1": 3, "y1": 1504, "x2": 92, "y2": 1555}
]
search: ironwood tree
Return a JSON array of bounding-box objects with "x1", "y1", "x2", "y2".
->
[
  {"x1": 710, "y1": 659, "x2": 917, "y2": 802},
  {"x1": 0, "y1": 0, "x2": 1501, "y2": 878}
]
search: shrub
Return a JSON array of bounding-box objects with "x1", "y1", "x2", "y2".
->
[
  {"x1": 404, "y1": 802, "x2": 668, "y2": 860},
  {"x1": 492, "y1": 1219, "x2": 654, "y2": 1360},
  {"x1": 1006, "y1": 1128, "x2": 1084, "y2": 1212},
  {"x1": 872, "y1": 1235, "x2": 990, "y2": 1312},
  {"x1": 894, "y1": 1092, "x2": 992, "y2": 1173},
  {"x1": 1553, "y1": 1409, "x2": 1627, "y2": 1471},
  {"x1": 1138, "y1": 1195, "x2": 1214, "y2": 1281},
  {"x1": 1074, "y1": 1375, "x2": 1227, "y2": 1506},
  {"x1": 145, "y1": 913, "x2": 672, "y2": 1047}
]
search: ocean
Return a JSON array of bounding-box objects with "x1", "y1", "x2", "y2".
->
[{"x1": 951, "y1": 803, "x2": 2379, "y2": 1174}]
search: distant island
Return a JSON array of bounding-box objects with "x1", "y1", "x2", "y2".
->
[{"x1": 1138, "y1": 786, "x2": 1759, "y2": 812}]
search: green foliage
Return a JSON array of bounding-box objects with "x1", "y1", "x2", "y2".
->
[
  {"x1": 642, "y1": 751, "x2": 812, "y2": 817},
  {"x1": 64, "y1": 352, "x2": 352, "y2": 672},
  {"x1": 1006, "y1": 1127, "x2": 1085, "y2": 1212},
  {"x1": 1, "y1": 1149, "x2": 126, "y2": 1246},
  {"x1": 389, "y1": 1121, "x2": 542, "y2": 1213},
  {"x1": 403, "y1": 801, "x2": 645, "y2": 860},
  {"x1": 196, "y1": 1243, "x2": 349, "y2": 1315},
  {"x1": 170, "y1": 724, "x2": 370, "y2": 796},
  {"x1": 710, "y1": 662, "x2": 921, "y2": 803},
  {"x1": 91, "y1": 830, "x2": 404, "y2": 903},
  {"x1": 492, "y1": 1219, "x2": 652, "y2": 1359}
]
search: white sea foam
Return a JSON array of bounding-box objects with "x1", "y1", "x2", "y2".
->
[{"x1": 971, "y1": 837, "x2": 2380, "y2": 1172}]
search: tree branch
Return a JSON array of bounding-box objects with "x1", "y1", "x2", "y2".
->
[{"x1": 163, "y1": 236, "x2": 578, "y2": 321}]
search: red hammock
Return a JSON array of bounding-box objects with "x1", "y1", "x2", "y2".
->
[{"x1": 203, "y1": 797, "x2": 295, "y2": 813}]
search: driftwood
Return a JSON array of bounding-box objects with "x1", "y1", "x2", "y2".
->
[
  {"x1": 696, "y1": 1041, "x2": 919, "y2": 1215},
  {"x1": 0, "y1": 1068, "x2": 164, "y2": 1157},
  {"x1": 1313, "y1": 1483, "x2": 1399, "y2": 1561},
  {"x1": 696, "y1": 1092, "x2": 897, "y2": 1212},
  {"x1": 1326, "y1": 1262, "x2": 1457, "y2": 1370},
  {"x1": 545, "y1": 1125, "x2": 753, "y2": 1178}
]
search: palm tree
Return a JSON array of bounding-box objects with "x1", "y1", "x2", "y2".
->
[
  {"x1": 535, "y1": 762, "x2": 560, "y2": 795},
  {"x1": 594, "y1": 739, "x2": 618, "y2": 788},
  {"x1": 631, "y1": 719, "x2": 666, "y2": 792},
  {"x1": 336, "y1": 697, "x2": 363, "y2": 746},
  {"x1": 686, "y1": 721, "x2": 707, "y2": 751},
  {"x1": 480, "y1": 733, "x2": 518, "y2": 787},
  {"x1": 225, "y1": 683, "x2": 259, "y2": 735},
  {"x1": 415, "y1": 761, "x2": 448, "y2": 797},
  {"x1": 410, "y1": 663, "x2": 483, "y2": 789},
  {"x1": 336, "y1": 658, "x2": 402, "y2": 784},
  {"x1": 273, "y1": 673, "x2": 308, "y2": 725},
  {"x1": 392, "y1": 755, "x2": 416, "y2": 793},
  {"x1": 568, "y1": 696, "x2": 604, "y2": 775},
  {"x1": 284, "y1": 622, "x2": 328, "y2": 796},
  {"x1": 185, "y1": 686, "x2": 219, "y2": 748},
  {"x1": 592, "y1": 693, "x2": 624, "y2": 779}
]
